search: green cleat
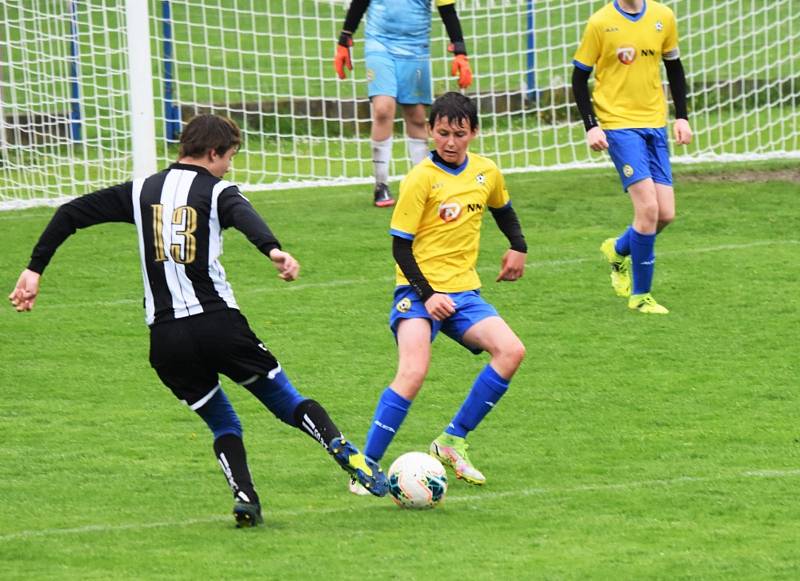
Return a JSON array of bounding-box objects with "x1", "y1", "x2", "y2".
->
[
  {"x1": 430, "y1": 433, "x2": 486, "y2": 486},
  {"x1": 628, "y1": 293, "x2": 669, "y2": 314},
  {"x1": 600, "y1": 238, "x2": 631, "y2": 298}
]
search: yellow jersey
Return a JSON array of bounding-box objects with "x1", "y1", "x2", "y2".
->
[
  {"x1": 390, "y1": 153, "x2": 510, "y2": 292},
  {"x1": 573, "y1": 1, "x2": 679, "y2": 129}
]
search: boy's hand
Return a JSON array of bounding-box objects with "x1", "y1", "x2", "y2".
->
[
  {"x1": 268, "y1": 249, "x2": 300, "y2": 281},
  {"x1": 496, "y1": 250, "x2": 526, "y2": 282},
  {"x1": 9, "y1": 269, "x2": 41, "y2": 311},
  {"x1": 424, "y1": 293, "x2": 456, "y2": 321},
  {"x1": 586, "y1": 126, "x2": 608, "y2": 151}
]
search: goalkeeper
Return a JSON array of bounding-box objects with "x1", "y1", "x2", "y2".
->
[
  {"x1": 334, "y1": 0, "x2": 473, "y2": 208},
  {"x1": 572, "y1": 0, "x2": 692, "y2": 314}
]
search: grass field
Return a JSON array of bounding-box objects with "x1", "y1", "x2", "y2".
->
[{"x1": 1, "y1": 160, "x2": 798, "y2": 579}]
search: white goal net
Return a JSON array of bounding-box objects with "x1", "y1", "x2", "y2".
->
[{"x1": 1, "y1": 0, "x2": 798, "y2": 209}]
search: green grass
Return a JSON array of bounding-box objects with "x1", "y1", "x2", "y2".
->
[{"x1": 1, "y1": 161, "x2": 798, "y2": 579}]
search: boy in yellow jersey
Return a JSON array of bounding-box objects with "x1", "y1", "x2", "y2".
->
[
  {"x1": 572, "y1": 0, "x2": 692, "y2": 314},
  {"x1": 350, "y1": 92, "x2": 527, "y2": 494}
]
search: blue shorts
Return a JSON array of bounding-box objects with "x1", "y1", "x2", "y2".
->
[
  {"x1": 365, "y1": 52, "x2": 432, "y2": 105},
  {"x1": 606, "y1": 127, "x2": 673, "y2": 191},
  {"x1": 389, "y1": 286, "x2": 499, "y2": 354}
]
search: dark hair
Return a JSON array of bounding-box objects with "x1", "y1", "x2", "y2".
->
[
  {"x1": 178, "y1": 114, "x2": 241, "y2": 158},
  {"x1": 428, "y1": 92, "x2": 479, "y2": 130}
]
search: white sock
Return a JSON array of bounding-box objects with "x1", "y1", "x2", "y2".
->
[
  {"x1": 372, "y1": 137, "x2": 392, "y2": 185},
  {"x1": 407, "y1": 137, "x2": 429, "y2": 166}
]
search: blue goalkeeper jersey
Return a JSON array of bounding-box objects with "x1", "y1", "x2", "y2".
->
[{"x1": 365, "y1": 0, "x2": 455, "y2": 59}]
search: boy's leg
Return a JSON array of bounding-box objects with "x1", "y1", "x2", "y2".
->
[
  {"x1": 401, "y1": 104, "x2": 428, "y2": 165},
  {"x1": 432, "y1": 316, "x2": 524, "y2": 485},
  {"x1": 366, "y1": 50, "x2": 398, "y2": 207},
  {"x1": 195, "y1": 387, "x2": 263, "y2": 528},
  {"x1": 363, "y1": 317, "x2": 431, "y2": 463},
  {"x1": 627, "y1": 179, "x2": 669, "y2": 314},
  {"x1": 242, "y1": 369, "x2": 388, "y2": 496}
]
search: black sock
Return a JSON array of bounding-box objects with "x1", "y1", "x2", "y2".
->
[
  {"x1": 293, "y1": 399, "x2": 343, "y2": 452},
  {"x1": 213, "y1": 434, "x2": 260, "y2": 505}
]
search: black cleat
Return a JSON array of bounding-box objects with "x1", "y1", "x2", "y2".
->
[
  {"x1": 233, "y1": 500, "x2": 263, "y2": 528},
  {"x1": 373, "y1": 183, "x2": 395, "y2": 208}
]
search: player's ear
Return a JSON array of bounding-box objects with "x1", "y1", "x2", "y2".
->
[{"x1": 426, "y1": 122, "x2": 433, "y2": 137}]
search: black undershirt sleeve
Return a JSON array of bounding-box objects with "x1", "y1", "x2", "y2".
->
[
  {"x1": 489, "y1": 205, "x2": 527, "y2": 253},
  {"x1": 218, "y1": 187, "x2": 281, "y2": 257},
  {"x1": 571, "y1": 66, "x2": 599, "y2": 131},
  {"x1": 28, "y1": 182, "x2": 135, "y2": 274},
  {"x1": 341, "y1": 0, "x2": 370, "y2": 37},
  {"x1": 392, "y1": 236, "x2": 435, "y2": 302},
  {"x1": 663, "y1": 58, "x2": 689, "y2": 120},
  {"x1": 437, "y1": 4, "x2": 466, "y2": 54}
]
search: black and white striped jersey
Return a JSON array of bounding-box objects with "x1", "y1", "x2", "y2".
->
[{"x1": 28, "y1": 163, "x2": 280, "y2": 326}]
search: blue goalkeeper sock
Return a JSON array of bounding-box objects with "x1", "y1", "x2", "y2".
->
[
  {"x1": 242, "y1": 368, "x2": 305, "y2": 427},
  {"x1": 364, "y1": 387, "x2": 412, "y2": 462},
  {"x1": 445, "y1": 364, "x2": 510, "y2": 438},
  {"x1": 630, "y1": 228, "x2": 657, "y2": 295},
  {"x1": 615, "y1": 225, "x2": 633, "y2": 256}
]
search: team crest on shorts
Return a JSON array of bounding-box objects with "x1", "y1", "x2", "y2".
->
[
  {"x1": 623, "y1": 164, "x2": 634, "y2": 178},
  {"x1": 366, "y1": 68, "x2": 375, "y2": 82},
  {"x1": 396, "y1": 298, "x2": 412, "y2": 313}
]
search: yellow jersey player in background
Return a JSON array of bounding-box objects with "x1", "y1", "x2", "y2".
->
[
  {"x1": 572, "y1": 0, "x2": 692, "y2": 314},
  {"x1": 349, "y1": 92, "x2": 527, "y2": 494}
]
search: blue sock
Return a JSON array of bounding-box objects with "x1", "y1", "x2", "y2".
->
[
  {"x1": 630, "y1": 228, "x2": 656, "y2": 295},
  {"x1": 243, "y1": 368, "x2": 305, "y2": 427},
  {"x1": 615, "y1": 226, "x2": 633, "y2": 256},
  {"x1": 364, "y1": 387, "x2": 412, "y2": 462},
  {"x1": 195, "y1": 387, "x2": 243, "y2": 439},
  {"x1": 445, "y1": 365, "x2": 510, "y2": 438}
]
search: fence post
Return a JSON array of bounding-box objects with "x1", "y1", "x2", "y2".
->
[{"x1": 126, "y1": 0, "x2": 157, "y2": 177}]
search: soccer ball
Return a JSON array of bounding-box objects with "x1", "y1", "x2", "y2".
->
[{"x1": 388, "y1": 452, "x2": 448, "y2": 509}]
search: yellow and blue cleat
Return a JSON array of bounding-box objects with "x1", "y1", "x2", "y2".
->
[
  {"x1": 430, "y1": 433, "x2": 486, "y2": 485},
  {"x1": 600, "y1": 238, "x2": 632, "y2": 298},
  {"x1": 330, "y1": 436, "x2": 388, "y2": 497},
  {"x1": 628, "y1": 293, "x2": 669, "y2": 314},
  {"x1": 233, "y1": 500, "x2": 263, "y2": 528}
]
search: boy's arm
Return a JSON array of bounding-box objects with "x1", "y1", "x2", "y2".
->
[
  {"x1": 392, "y1": 236, "x2": 434, "y2": 302},
  {"x1": 489, "y1": 204, "x2": 527, "y2": 282},
  {"x1": 334, "y1": 0, "x2": 370, "y2": 79},
  {"x1": 437, "y1": 2, "x2": 472, "y2": 89},
  {"x1": 10, "y1": 182, "x2": 134, "y2": 311},
  {"x1": 218, "y1": 187, "x2": 298, "y2": 281},
  {"x1": 571, "y1": 65, "x2": 607, "y2": 151}
]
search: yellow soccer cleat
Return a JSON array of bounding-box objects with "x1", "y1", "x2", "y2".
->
[
  {"x1": 430, "y1": 433, "x2": 486, "y2": 486},
  {"x1": 628, "y1": 293, "x2": 669, "y2": 314},
  {"x1": 600, "y1": 238, "x2": 632, "y2": 297}
]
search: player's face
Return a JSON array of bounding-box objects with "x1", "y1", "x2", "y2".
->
[
  {"x1": 429, "y1": 116, "x2": 477, "y2": 166},
  {"x1": 208, "y1": 146, "x2": 237, "y2": 177}
]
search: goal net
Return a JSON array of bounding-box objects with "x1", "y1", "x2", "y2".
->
[{"x1": 1, "y1": 0, "x2": 798, "y2": 209}]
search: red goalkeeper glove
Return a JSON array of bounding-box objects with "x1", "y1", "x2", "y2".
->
[
  {"x1": 448, "y1": 44, "x2": 472, "y2": 89},
  {"x1": 334, "y1": 32, "x2": 353, "y2": 79}
]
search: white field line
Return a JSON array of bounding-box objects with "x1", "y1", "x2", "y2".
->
[
  {"x1": 1, "y1": 468, "x2": 798, "y2": 543},
  {"x1": 9, "y1": 239, "x2": 799, "y2": 312}
]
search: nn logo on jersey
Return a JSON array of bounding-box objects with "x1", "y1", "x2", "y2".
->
[
  {"x1": 438, "y1": 201, "x2": 462, "y2": 222},
  {"x1": 617, "y1": 45, "x2": 637, "y2": 65}
]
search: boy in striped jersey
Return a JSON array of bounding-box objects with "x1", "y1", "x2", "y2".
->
[{"x1": 8, "y1": 114, "x2": 388, "y2": 527}]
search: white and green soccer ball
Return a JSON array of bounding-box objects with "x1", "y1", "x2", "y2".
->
[{"x1": 388, "y1": 451, "x2": 448, "y2": 509}]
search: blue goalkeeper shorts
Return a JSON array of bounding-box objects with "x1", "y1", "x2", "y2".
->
[
  {"x1": 606, "y1": 127, "x2": 673, "y2": 191},
  {"x1": 365, "y1": 50, "x2": 432, "y2": 105},
  {"x1": 389, "y1": 286, "x2": 499, "y2": 354}
]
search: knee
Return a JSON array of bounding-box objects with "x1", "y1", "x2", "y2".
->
[
  {"x1": 372, "y1": 103, "x2": 395, "y2": 126},
  {"x1": 394, "y1": 366, "x2": 427, "y2": 392},
  {"x1": 498, "y1": 340, "x2": 526, "y2": 372},
  {"x1": 658, "y1": 213, "x2": 675, "y2": 232}
]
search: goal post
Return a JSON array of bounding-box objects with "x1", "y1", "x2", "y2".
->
[{"x1": 1, "y1": 0, "x2": 798, "y2": 210}]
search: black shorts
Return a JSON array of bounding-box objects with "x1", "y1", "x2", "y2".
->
[{"x1": 149, "y1": 309, "x2": 279, "y2": 409}]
